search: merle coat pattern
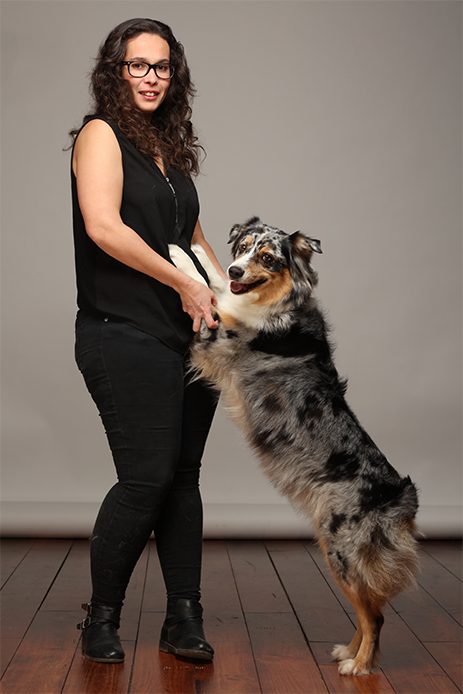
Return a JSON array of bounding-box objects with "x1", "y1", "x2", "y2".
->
[{"x1": 169, "y1": 217, "x2": 419, "y2": 676}]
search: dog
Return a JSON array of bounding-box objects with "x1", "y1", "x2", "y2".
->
[{"x1": 169, "y1": 216, "x2": 419, "y2": 676}]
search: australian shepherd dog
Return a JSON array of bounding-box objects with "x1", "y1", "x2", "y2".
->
[{"x1": 169, "y1": 216, "x2": 419, "y2": 676}]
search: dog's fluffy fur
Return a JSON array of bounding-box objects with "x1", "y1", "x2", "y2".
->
[{"x1": 169, "y1": 216, "x2": 419, "y2": 676}]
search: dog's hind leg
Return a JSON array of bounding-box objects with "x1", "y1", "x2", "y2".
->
[
  {"x1": 332, "y1": 626, "x2": 362, "y2": 662},
  {"x1": 317, "y1": 538, "x2": 363, "y2": 663},
  {"x1": 336, "y1": 583, "x2": 384, "y2": 676}
]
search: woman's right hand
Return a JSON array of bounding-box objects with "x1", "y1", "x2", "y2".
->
[{"x1": 177, "y1": 277, "x2": 219, "y2": 332}]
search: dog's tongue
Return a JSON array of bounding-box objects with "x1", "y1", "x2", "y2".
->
[{"x1": 230, "y1": 281, "x2": 248, "y2": 295}]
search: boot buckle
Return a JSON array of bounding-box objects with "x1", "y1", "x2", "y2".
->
[
  {"x1": 76, "y1": 602, "x2": 92, "y2": 630},
  {"x1": 77, "y1": 615, "x2": 91, "y2": 630}
]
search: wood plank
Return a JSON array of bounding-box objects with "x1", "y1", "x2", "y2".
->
[
  {"x1": 135, "y1": 539, "x2": 165, "y2": 613},
  {"x1": 227, "y1": 540, "x2": 292, "y2": 613},
  {"x1": 228, "y1": 542, "x2": 327, "y2": 692},
  {"x1": 380, "y1": 609, "x2": 460, "y2": 692},
  {"x1": 421, "y1": 541, "x2": 462, "y2": 581},
  {"x1": 391, "y1": 584, "x2": 462, "y2": 643},
  {"x1": 0, "y1": 609, "x2": 81, "y2": 693},
  {"x1": 188, "y1": 541, "x2": 261, "y2": 693},
  {"x1": 267, "y1": 541, "x2": 354, "y2": 643},
  {"x1": 310, "y1": 642, "x2": 394, "y2": 693},
  {"x1": 246, "y1": 612, "x2": 328, "y2": 693},
  {"x1": 0, "y1": 540, "x2": 34, "y2": 588},
  {"x1": 417, "y1": 549, "x2": 463, "y2": 615},
  {"x1": 62, "y1": 640, "x2": 135, "y2": 694},
  {"x1": 0, "y1": 640, "x2": 21, "y2": 679},
  {"x1": 0, "y1": 540, "x2": 72, "y2": 640},
  {"x1": 318, "y1": 664, "x2": 395, "y2": 694},
  {"x1": 424, "y1": 642, "x2": 463, "y2": 691},
  {"x1": 40, "y1": 540, "x2": 90, "y2": 611},
  {"x1": 202, "y1": 541, "x2": 246, "y2": 614}
]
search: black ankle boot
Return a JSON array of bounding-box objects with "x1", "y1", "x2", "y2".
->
[
  {"x1": 159, "y1": 598, "x2": 214, "y2": 662},
  {"x1": 77, "y1": 602, "x2": 125, "y2": 663}
]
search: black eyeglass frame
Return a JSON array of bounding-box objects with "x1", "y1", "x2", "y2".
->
[{"x1": 119, "y1": 61, "x2": 175, "y2": 79}]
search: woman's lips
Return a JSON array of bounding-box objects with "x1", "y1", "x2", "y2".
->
[{"x1": 139, "y1": 91, "x2": 159, "y2": 100}]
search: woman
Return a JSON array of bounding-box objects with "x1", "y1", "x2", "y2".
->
[{"x1": 70, "y1": 18, "x2": 225, "y2": 664}]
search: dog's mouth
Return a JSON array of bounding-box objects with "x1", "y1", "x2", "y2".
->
[{"x1": 230, "y1": 278, "x2": 268, "y2": 295}]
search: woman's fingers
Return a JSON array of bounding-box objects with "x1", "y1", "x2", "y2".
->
[{"x1": 180, "y1": 280, "x2": 218, "y2": 332}]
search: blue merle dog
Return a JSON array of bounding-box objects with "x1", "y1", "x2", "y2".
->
[{"x1": 169, "y1": 216, "x2": 419, "y2": 676}]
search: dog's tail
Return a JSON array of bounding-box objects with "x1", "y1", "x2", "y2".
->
[{"x1": 356, "y1": 479, "x2": 419, "y2": 601}]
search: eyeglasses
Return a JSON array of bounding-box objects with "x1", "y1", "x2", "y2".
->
[{"x1": 120, "y1": 61, "x2": 175, "y2": 80}]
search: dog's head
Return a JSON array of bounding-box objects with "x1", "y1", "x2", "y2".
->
[{"x1": 227, "y1": 216, "x2": 322, "y2": 307}]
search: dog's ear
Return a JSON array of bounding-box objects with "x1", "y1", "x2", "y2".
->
[
  {"x1": 228, "y1": 223, "x2": 244, "y2": 245},
  {"x1": 288, "y1": 231, "x2": 322, "y2": 256},
  {"x1": 285, "y1": 231, "x2": 321, "y2": 292},
  {"x1": 228, "y1": 216, "x2": 261, "y2": 245}
]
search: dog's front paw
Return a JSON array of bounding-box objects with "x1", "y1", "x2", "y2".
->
[{"x1": 198, "y1": 321, "x2": 218, "y2": 342}]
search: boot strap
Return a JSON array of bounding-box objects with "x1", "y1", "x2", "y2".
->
[
  {"x1": 167, "y1": 614, "x2": 203, "y2": 627},
  {"x1": 76, "y1": 602, "x2": 120, "y2": 630}
]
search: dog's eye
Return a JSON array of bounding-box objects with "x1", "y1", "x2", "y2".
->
[
  {"x1": 261, "y1": 253, "x2": 274, "y2": 266},
  {"x1": 238, "y1": 242, "x2": 248, "y2": 254}
]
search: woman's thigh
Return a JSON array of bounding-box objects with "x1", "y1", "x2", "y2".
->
[{"x1": 75, "y1": 312, "x2": 185, "y2": 486}]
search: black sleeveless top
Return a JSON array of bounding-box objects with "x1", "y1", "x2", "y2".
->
[{"x1": 71, "y1": 115, "x2": 208, "y2": 354}]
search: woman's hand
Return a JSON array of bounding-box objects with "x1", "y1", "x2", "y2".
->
[{"x1": 177, "y1": 276, "x2": 219, "y2": 332}]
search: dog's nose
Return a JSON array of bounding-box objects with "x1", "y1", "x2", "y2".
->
[{"x1": 228, "y1": 265, "x2": 244, "y2": 280}]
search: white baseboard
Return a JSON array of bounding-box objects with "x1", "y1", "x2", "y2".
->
[{"x1": 1, "y1": 501, "x2": 461, "y2": 538}]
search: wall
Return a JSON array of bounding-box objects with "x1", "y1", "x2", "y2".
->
[{"x1": 1, "y1": 0, "x2": 461, "y2": 537}]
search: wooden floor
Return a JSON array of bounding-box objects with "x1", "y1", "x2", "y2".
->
[{"x1": 0, "y1": 539, "x2": 461, "y2": 694}]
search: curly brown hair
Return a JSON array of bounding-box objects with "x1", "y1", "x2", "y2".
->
[{"x1": 69, "y1": 18, "x2": 204, "y2": 176}]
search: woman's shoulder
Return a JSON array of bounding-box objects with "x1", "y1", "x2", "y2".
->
[
  {"x1": 72, "y1": 116, "x2": 122, "y2": 176},
  {"x1": 76, "y1": 115, "x2": 117, "y2": 138}
]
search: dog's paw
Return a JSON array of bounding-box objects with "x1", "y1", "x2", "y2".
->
[
  {"x1": 338, "y1": 658, "x2": 372, "y2": 676},
  {"x1": 196, "y1": 320, "x2": 217, "y2": 342},
  {"x1": 332, "y1": 644, "x2": 353, "y2": 661}
]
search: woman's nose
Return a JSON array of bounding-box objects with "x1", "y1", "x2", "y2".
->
[{"x1": 144, "y1": 68, "x2": 158, "y2": 83}]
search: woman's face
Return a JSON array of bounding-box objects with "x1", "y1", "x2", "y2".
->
[{"x1": 122, "y1": 33, "x2": 172, "y2": 114}]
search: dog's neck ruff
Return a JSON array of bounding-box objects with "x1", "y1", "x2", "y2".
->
[{"x1": 217, "y1": 291, "x2": 275, "y2": 330}]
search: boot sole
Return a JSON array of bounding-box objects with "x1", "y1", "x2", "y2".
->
[
  {"x1": 82, "y1": 651, "x2": 125, "y2": 664},
  {"x1": 159, "y1": 639, "x2": 213, "y2": 662}
]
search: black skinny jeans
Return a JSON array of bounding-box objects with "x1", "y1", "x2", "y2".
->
[{"x1": 75, "y1": 311, "x2": 218, "y2": 608}]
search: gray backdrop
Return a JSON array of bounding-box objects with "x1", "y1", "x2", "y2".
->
[{"x1": 1, "y1": 0, "x2": 461, "y2": 537}]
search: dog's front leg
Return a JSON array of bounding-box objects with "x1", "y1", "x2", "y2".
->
[
  {"x1": 190, "y1": 243, "x2": 227, "y2": 294},
  {"x1": 168, "y1": 244, "x2": 208, "y2": 286}
]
